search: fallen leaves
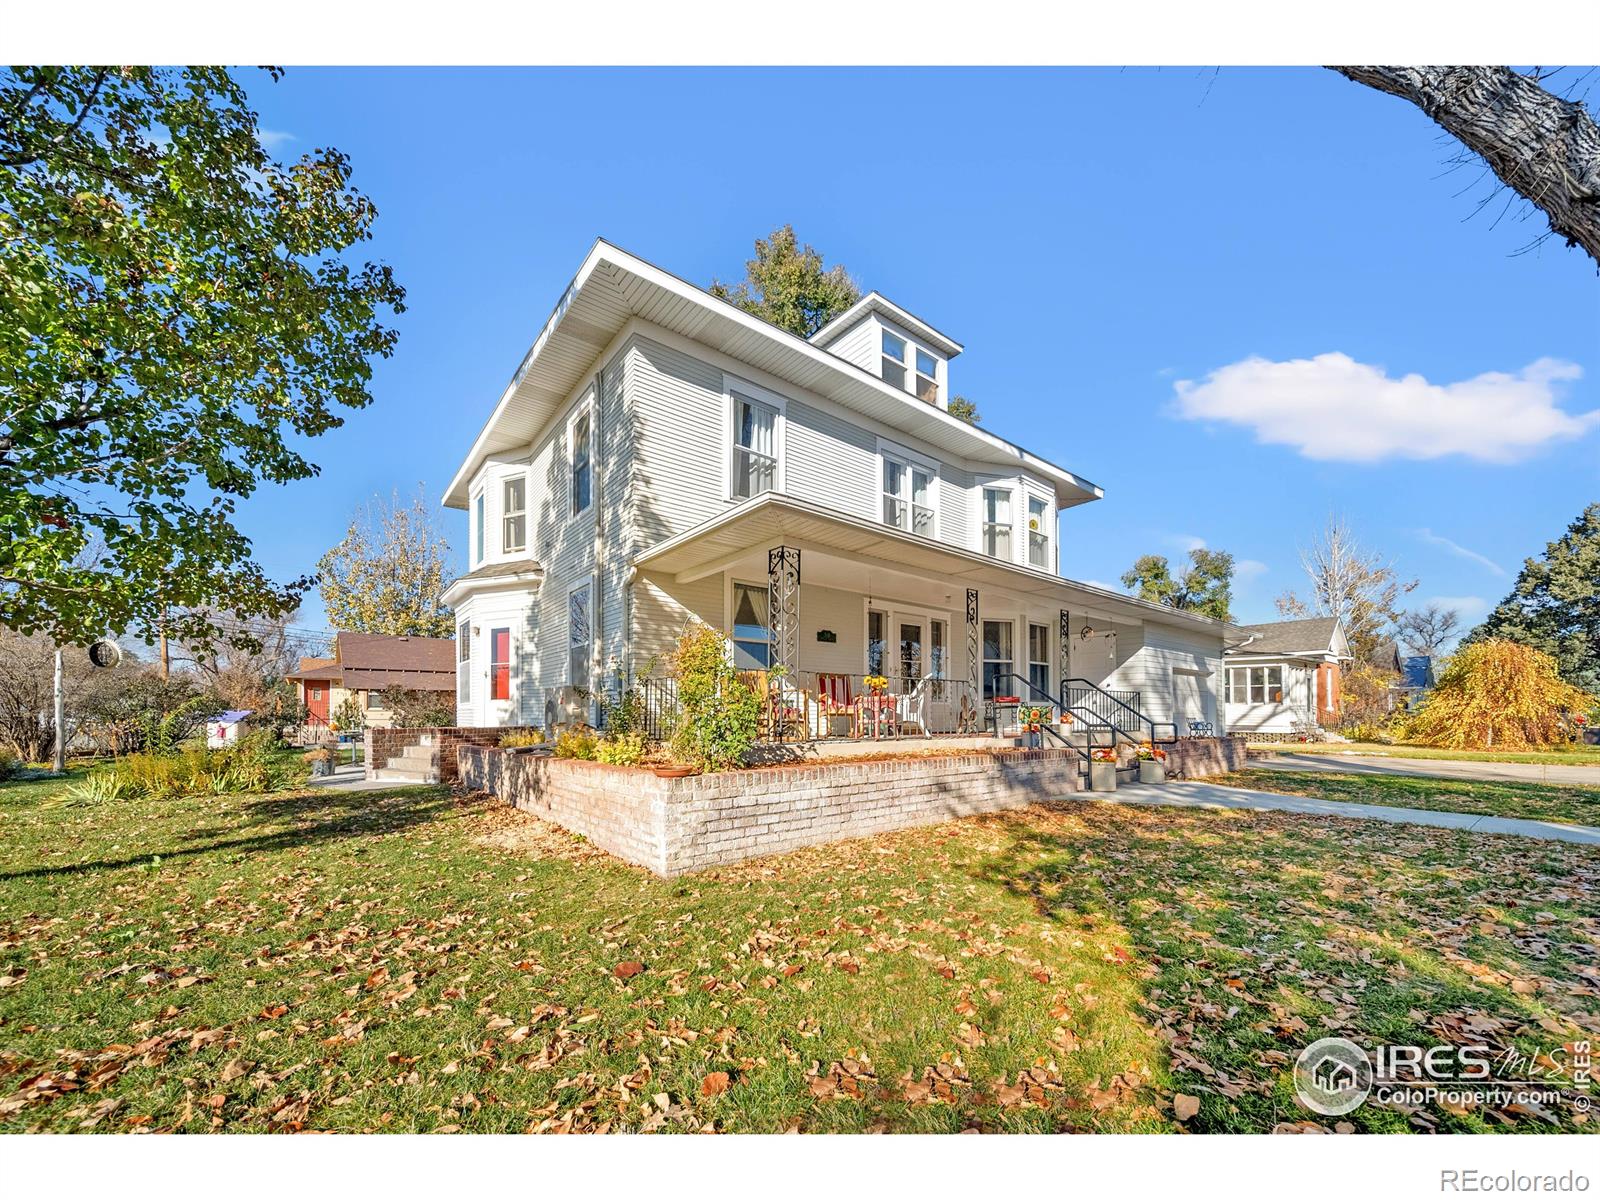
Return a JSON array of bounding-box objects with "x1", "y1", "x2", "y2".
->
[
  {"x1": 612, "y1": 961, "x2": 644, "y2": 980},
  {"x1": 1173, "y1": 1093, "x2": 1200, "y2": 1122},
  {"x1": 700, "y1": 1071, "x2": 731, "y2": 1098}
]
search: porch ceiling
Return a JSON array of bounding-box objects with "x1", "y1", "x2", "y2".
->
[{"x1": 633, "y1": 494, "x2": 1238, "y2": 634}]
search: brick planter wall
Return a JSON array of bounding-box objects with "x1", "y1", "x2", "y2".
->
[
  {"x1": 1164, "y1": 736, "x2": 1247, "y2": 779},
  {"x1": 458, "y1": 746, "x2": 1086, "y2": 877},
  {"x1": 364, "y1": 726, "x2": 541, "y2": 783}
]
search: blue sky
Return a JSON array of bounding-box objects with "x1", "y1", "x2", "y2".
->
[{"x1": 238, "y1": 66, "x2": 1599, "y2": 638}]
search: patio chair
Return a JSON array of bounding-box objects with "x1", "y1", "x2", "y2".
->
[{"x1": 815, "y1": 672, "x2": 857, "y2": 738}]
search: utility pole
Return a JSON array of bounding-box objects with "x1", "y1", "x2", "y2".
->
[{"x1": 52, "y1": 646, "x2": 66, "y2": 774}]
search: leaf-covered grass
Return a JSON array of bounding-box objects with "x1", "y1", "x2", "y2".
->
[
  {"x1": 1219, "y1": 768, "x2": 1600, "y2": 827},
  {"x1": 1253, "y1": 742, "x2": 1600, "y2": 767},
  {"x1": 1, "y1": 773, "x2": 1595, "y2": 1134}
]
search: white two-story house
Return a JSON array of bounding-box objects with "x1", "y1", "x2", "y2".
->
[{"x1": 442, "y1": 240, "x2": 1231, "y2": 738}]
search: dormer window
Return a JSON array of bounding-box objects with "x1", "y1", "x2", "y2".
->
[
  {"x1": 915, "y1": 349, "x2": 938, "y2": 404},
  {"x1": 881, "y1": 330, "x2": 907, "y2": 390}
]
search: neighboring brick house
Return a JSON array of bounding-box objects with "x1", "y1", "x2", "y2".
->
[
  {"x1": 1223, "y1": 616, "x2": 1351, "y2": 738},
  {"x1": 287, "y1": 631, "x2": 456, "y2": 731}
]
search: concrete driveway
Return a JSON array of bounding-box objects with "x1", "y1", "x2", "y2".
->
[{"x1": 1255, "y1": 752, "x2": 1600, "y2": 788}]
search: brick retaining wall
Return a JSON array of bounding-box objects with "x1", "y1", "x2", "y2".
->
[
  {"x1": 365, "y1": 726, "x2": 541, "y2": 783},
  {"x1": 458, "y1": 746, "x2": 1087, "y2": 877},
  {"x1": 1165, "y1": 737, "x2": 1247, "y2": 778}
]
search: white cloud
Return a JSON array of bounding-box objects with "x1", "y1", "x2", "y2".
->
[
  {"x1": 1166, "y1": 534, "x2": 1208, "y2": 552},
  {"x1": 258, "y1": 128, "x2": 296, "y2": 151},
  {"x1": 1424, "y1": 595, "x2": 1491, "y2": 624},
  {"x1": 1233, "y1": 558, "x2": 1269, "y2": 584},
  {"x1": 1414, "y1": 529, "x2": 1507, "y2": 577},
  {"x1": 1172, "y1": 354, "x2": 1597, "y2": 463}
]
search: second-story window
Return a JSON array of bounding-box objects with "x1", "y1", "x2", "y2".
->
[
  {"x1": 881, "y1": 330, "x2": 907, "y2": 390},
  {"x1": 502, "y1": 477, "x2": 526, "y2": 554},
  {"x1": 1027, "y1": 495, "x2": 1050, "y2": 569},
  {"x1": 982, "y1": 487, "x2": 1013, "y2": 560},
  {"x1": 570, "y1": 411, "x2": 592, "y2": 516},
  {"x1": 474, "y1": 493, "x2": 485, "y2": 563},
  {"x1": 915, "y1": 349, "x2": 938, "y2": 404},
  {"x1": 882, "y1": 456, "x2": 933, "y2": 537},
  {"x1": 732, "y1": 393, "x2": 777, "y2": 499}
]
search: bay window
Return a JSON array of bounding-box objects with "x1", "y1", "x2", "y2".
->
[
  {"x1": 502, "y1": 476, "x2": 527, "y2": 554},
  {"x1": 982, "y1": 487, "x2": 1013, "y2": 560},
  {"x1": 457, "y1": 621, "x2": 471, "y2": 703},
  {"x1": 1027, "y1": 495, "x2": 1050, "y2": 569},
  {"x1": 474, "y1": 493, "x2": 485, "y2": 563}
]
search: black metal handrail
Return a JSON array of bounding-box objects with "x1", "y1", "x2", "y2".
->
[{"x1": 1060, "y1": 677, "x2": 1178, "y2": 745}]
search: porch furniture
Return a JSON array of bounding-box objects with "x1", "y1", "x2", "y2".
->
[
  {"x1": 955, "y1": 693, "x2": 981, "y2": 735},
  {"x1": 816, "y1": 672, "x2": 858, "y2": 738},
  {"x1": 857, "y1": 692, "x2": 900, "y2": 740},
  {"x1": 991, "y1": 694, "x2": 1021, "y2": 737}
]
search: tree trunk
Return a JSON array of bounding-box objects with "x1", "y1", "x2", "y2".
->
[{"x1": 1332, "y1": 66, "x2": 1600, "y2": 264}]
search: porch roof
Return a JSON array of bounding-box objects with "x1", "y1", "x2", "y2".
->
[{"x1": 633, "y1": 494, "x2": 1239, "y2": 635}]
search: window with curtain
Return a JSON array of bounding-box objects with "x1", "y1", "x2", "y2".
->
[
  {"x1": 502, "y1": 476, "x2": 526, "y2": 553},
  {"x1": 982, "y1": 487, "x2": 1013, "y2": 560},
  {"x1": 881, "y1": 455, "x2": 934, "y2": 536},
  {"x1": 457, "y1": 621, "x2": 471, "y2": 702},
  {"x1": 568, "y1": 584, "x2": 591, "y2": 691},
  {"x1": 570, "y1": 411, "x2": 592, "y2": 515},
  {"x1": 731, "y1": 394, "x2": 777, "y2": 499},
  {"x1": 1028, "y1": 623, "x2": 1050, "y2": 696},
  {"x1": 731, "y1": 582, "x2": 770, "y2": 670},
  {"x1": 982, "y1": 620, "x2": 1013, "y2": 700},
  {"x1": 1027, "y1": 495, "x2": 1050, "y2": 568},
  {"x1": 490, "y1": 628, "x2": 511, "y2": 701}
]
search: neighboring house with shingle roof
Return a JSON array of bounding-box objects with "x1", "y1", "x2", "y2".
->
[
  {"x1": 285, "y1": 631, "x2": 456, "y2": 730},
  {"x1": 1223, "y1": 616, "x2": 1351, "y2": 738}
]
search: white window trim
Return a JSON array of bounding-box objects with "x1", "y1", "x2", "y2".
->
[
  {"x1": 875, "y1": 316, "x2": 946, "y2": 409},
  {"x1": 726, "y1": 577, "x2": 773, "y2": 672},
  {"x1": 1023, "y1": 488, "x2": 1054, "y2": 573},
  {"x1": 500, "y1": 471, "x2": 529, "y2": 555},
  {"x1": 456, "y1": 618, "x2": 472, "y2": 704},
  {"x1": 723, "y1": 374, "x2": 788, "y2": 502},
  {"x1": 486, "y1": 621, "x2": 515, "y2": 706},
  {"x1": 566, "y1": 576, "x2": 596, "y2": 689},
  {"x1": 876, "y1": 437, "x2": 939, "y2": 541},
  {"x1": 471, "y1": 487, "x2": 486, "y2": 565},
  {"x1": 567, "y1": 393, "x2": 595, "y2": 519},
  {"x1": 978, "y1": 479, "x2": 1017, "y2": 564}
]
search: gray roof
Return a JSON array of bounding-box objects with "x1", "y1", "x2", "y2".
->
[
  {"x1": 450, "y1": 559, "x2": 542, "y2": 584},
  {"x1": 1231, "y1": 617, "x2": 1342, "y2": 656}
]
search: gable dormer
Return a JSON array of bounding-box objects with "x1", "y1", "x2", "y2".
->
[{"x1": 811, "y1": 292, "x2": 963, "y2": 412}]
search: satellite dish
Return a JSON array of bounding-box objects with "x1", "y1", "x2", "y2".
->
[{"x1": 88, "y1": 640, "x2": 122, "y2": 669}]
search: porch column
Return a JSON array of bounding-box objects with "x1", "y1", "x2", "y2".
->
[
  {"x1": 966, "y1": 588, "x2": 980, "y2": 698},
  {"x1": 1059, "y1": 609, "x2": 1070, "y2": 690},
  {"x1": 767, "y1": 546, "x2": 801, "y2": 682}
]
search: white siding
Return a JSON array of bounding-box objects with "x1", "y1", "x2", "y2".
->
[
  {"x1": 1107, "y1": 620, "x2": 1225, "y2": 727},
  {"x1": 786, "y1": 398, "x2": 877, "y2": 523},
  {"x1": 819, "y1": 315, "x2": 877, "y2": 373}
]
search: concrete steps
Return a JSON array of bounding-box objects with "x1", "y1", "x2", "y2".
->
[{"x1": 371, "y1": 737, "x2": 440, "y2": 784}]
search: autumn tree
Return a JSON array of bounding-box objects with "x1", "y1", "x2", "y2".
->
[
  {"x1": 1467, "y1": 503, "x2": 1600, "y2": 692},
  {"x1": 1277, "y1": 517, "x2": 1416, "y2": 664},
  {"x1": 0, "y1": 66, "x2": 405, "y2": 656},
  {"x1": 318, "y1": 489, "x2": 454, "y2": 638},
  {"x1": 1403, "y1": 638, "x2": 1596, "y2": 750},
  {"x1": 711, "y1": 225, "x2": 860, "y2": 338},
  {"x1": 1121, "y1": 549, "x2": 1234, "y2": 621},
  {"x1": 1332, "y1": 67, "x2": 1600, "y2": 264},
  {"x1": 170, "y1": 608, "x2": 319, "y2": 713},
  {"x1": 1397, "y1": 603, "x2": 1461, "y2": 659}
]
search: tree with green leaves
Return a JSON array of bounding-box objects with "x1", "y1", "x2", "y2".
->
[
  {"x1": 318, "y1": 489, "x2": 454, "y2": 638},
  {"x1": 1468, "y1": 503, "x2": 1600, "y2": 692},
  {"x1": 1120, "y1": 548, "x2": 1235, "y2": 621},
  {"x1": 947, "y1": 395, "x2": 980, "y2": 425},
  {"x1": 0, "y1": 66, "x2": 404, "y2": 657},
  {"x1": 710, "y1": 225, "x2": 859, "y2": 338}
]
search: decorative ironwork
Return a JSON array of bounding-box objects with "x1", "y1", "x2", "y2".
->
[
  {"x1": 965, "y1": 588, "x2": 980, "y2": 699},
  {"x1": 767, "y1": 545, "x2": 801, "y2": 682},
  {"x1": 1059, "y1": 609, "x2": 1070, "y2": 682}
]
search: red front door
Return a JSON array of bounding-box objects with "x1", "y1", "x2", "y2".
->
[{"x1": 305, "y1": 684, "x2": 329, "y2": 723}]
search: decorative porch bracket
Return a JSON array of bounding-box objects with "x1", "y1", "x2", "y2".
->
[
  {"x1": 966, "y1": 588, "x2": 980, "y2": 698},
  {"x1": 768, "y1": 546, "x2": 801, "y2": 683}
]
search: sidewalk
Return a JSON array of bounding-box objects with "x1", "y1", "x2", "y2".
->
[
  {"x1": 1260, "y1": 751, "x2": 1600, "y2": 787},
  {"x1": 1086, "y1": 780, "x2": 1600, "y2": 847}
]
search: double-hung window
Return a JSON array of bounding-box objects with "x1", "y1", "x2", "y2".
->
[
  {"x1": 570, "y1": 411, "x2": 592, "y2": 516},
  {"x1": 982, "y1": 487, "x2": 1013, "y2": 560},
  {"x1": 568, "y1": 583, "x2": 592, "y2": 692},
  {"x1": 502, "y1": 477, "x2": 527, "y2": 554},
  {"x1": 881, "y1": 330, "x2": 907, "y2": 390},
  {"x1": 457, "y1": 621, "x2": 471, "y2": 703},
  {"x1": 914, "y1": 349, "x2": 938, "y2": 405},
  {"x1": 1028, "y1": 623, "x2": 1051, "y2": 697},
  {"x1": 982, "y1": 620, "x2": 1014, "y2": 701},
  {"x1": 731, "y1": 392, "x2": 778, "y2": 499},
  {"x1": 1027, "y1": 495, "x2": 1050, "y2": 569},
  {"x1": 882, "y1": 455, "x2": 934, "y2": 537},
  {"x1": 474, "y1": 493, "x2": 485, "y2": 563},
  {"x1": 866, "y1": 609, "x2": 887, "y2": 676},
  {"x1": 731, "y1": 581, "x2": 771, "y2": 670}
]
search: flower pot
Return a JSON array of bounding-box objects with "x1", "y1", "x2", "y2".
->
[
  {"x1": 651, "y1": 765, "x2": 700, "y2": 779},
  {"x1": 1138, "y1": 760, "x2": 1167, "y2": 784},
  {"x1": 1088, "y1": 762, "x2": 1118, "y2": 791},
  {"x1": 309, "y1": 758, "x2": 331, "y2": 778}
]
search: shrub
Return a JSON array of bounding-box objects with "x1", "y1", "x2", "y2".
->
[
  {"x1": 331, "y1": 695, "x2": 365, "y2": 733},
  {"x1": 553, "y1": 728, "x2": 599, "y2": 761},
  {"x1": 668, "y1": 622, "x2": 762, "y2": 773},
  {"x1": 375, "y1": 685, "x2": 456, "y2": 728},
  {"x1": 0, "y1": 749, "x2": 18, "y2": 781},
  {"x1": 1402, "y1": 639, "x2": 1599, "y2": 750},
  {"x1": 86, "y1": 730, "x2": 292, "y2": 799},
  {"x1": 596, "y1": 732, "x2": 647, "y2": 766},
  {"x1": 63, "y1": 769, "x2": 136, "y2": 805},
  {"x1": 499, "y1": 729, "x2": 546, "y2": 748}
]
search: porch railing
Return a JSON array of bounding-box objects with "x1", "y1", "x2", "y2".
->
[{"x1": 1061, "y1": 678, "x2": 1177, "y2": 744}]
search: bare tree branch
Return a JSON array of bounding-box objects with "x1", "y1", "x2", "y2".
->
[{"x1": 1332, "y1": 65, "x2": 1600, "y2": 264}]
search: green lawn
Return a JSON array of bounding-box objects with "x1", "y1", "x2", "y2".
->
[
  {"x1": 1221, "y1": 768, "x2": 1600, "y2": 827},
  {"x1": 1253, "y1": 741, "x2": 1600, "y2": 767},
  {"x1": 1, "y1": 771, "x2": 1595, "y2": 1133}
]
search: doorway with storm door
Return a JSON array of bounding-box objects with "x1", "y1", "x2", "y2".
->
[{"x1": 895, "y1": 614, "x2": 954, "y2": 734}]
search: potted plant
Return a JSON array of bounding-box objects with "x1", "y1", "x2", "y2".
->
[
  {"x1": 1088, "y1": 746, "x2": 1117, "y2": 791},
  {"x1": 1136, "y1": 742, "x2": 1167, "y2": 784},
  {"x1": 864, "y1": 674, "x2": 890, "y2": 695},
  {"x1": 303, "y1": 747, "x2": 333, "y2": 778}
]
